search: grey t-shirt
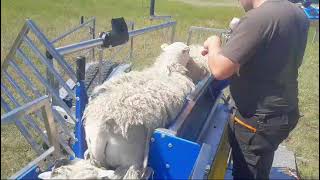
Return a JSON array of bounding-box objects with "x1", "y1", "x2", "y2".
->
[{"x1": 221, "y1": 0, "x2": 309, "y2": 116}]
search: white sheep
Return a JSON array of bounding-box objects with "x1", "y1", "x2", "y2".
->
[
  {"x1": 83, "y1": 42, "x2": 202, "y2": 177},
  {"x1": 39, "y1": 42, "x2": 210, "y2": 180}
]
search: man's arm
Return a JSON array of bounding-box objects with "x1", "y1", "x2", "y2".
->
[
  {"x1": 203, "y1": 13, "x2": 269, "y2": 80},
  {"x1": 202, "y1": 36, "x2": 240, "y2": 80}
]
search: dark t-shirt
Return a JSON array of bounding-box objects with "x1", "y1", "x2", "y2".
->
[{"x1": 221, "y1": 0, "x2": 309, "y2": 117}]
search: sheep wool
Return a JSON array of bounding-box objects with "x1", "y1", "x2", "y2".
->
[{"x1": 83, "y1": 42, "x2": 196, "y2": 174}]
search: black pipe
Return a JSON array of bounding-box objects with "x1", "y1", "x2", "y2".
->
[
  {"x1": 150, "y1": 0, "x2": 155, "y2": 16},
  {"x1": 80, "y1": 16, "x2": 84, "y2": 24},
  {"x1": 76, "y1": 56, "x2": 86, "y2": 81}
]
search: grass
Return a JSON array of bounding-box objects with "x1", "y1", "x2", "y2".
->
[{"x1": 1, "y1": 0, "x2": 318, "y2": 179}]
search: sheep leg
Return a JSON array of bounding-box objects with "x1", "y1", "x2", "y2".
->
[{"x1": 141, "y1": 128, "x2": 153, "y2": 178}]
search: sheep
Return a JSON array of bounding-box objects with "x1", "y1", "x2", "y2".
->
[
  {"x1": 83, "y1": 42, "x2": 201, "y2": 178},
  {"x1": 186, "y1": 44, "x2": 210, "y2": 83},
  {"x1": 39, "y1": 42, "x2": 210, "y2": 180}
]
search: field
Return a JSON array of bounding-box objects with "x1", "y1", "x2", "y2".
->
[{"x1": 1, "y1": 0, "x2": 319, "y2": 179}]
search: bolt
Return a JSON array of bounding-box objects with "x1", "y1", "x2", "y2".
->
[
  {"x1": 165, "y1": 164, "x2": 170, "y2": 169},
  {"x1": 161, "y1": 133, "x2": 165, "y2": 138},
  {"x1": 77, "y1": 82, "x2": 80, "y2": 86},
  {"x1": 168, "y1": 143, "x2": 173, "y2": 148},
  {"x1": 151, "y1": 138, "x2": 155, "y2": 142},
  {"x1": 35, "y1": 167, "x2": 40, "y2": 173},
  {"x1": 204, "y1": 165, "x2": 211, "y2": 174}
]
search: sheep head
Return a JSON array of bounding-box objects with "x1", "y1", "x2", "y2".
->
[
  {"x1": 186, "y1": 44, "x2": 210, "y2": 83},
  {"x1": 160, "y1": 42, "x2": 190, "y2": 67},
  {"x1": 154, "y1": 42, "x2": 191, "y2": 75}
]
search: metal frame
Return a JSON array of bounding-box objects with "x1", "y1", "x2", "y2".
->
[
  {"x1": 1, "y1": 17, "x2": 179, "y2": 179},
  {"x1": 1, "y1": 95, "x2": 61, "y2": 179},
  {"x1": 186, "y1": 26, "x2": 229, "y2": 45},
  {"x1": 55, "y1": 20, "x2": 177, "y2": 55}
]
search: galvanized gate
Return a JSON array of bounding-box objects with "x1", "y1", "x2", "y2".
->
[{"x1": 1, "y1": 16, "x2": 177, "y2": 179}]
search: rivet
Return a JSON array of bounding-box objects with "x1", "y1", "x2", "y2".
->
[
  {"x1": 168, "y1": 143, "x2": 173, "y2": 148},
  {"x1": 35, "y1": 167, "x2": 40, "y2": 173},
  {"x1": 205, "y1": 165, "x2": 211, "y2": 173},
  {"x1": 76, "y1": 97, "x2": 80, "y2": 101},
  {"x1": 151, "y1": 138, "x2": 155, "y2": 142},
  {"x1": 165, "y1": 164, "x2": 170, "y2": 169},
  {"x1": 161, "y1": 134, "x2": 165, "y2": 138},
  {"x1": 76, "y1": 82, "x2": 80, "y2": 86}
]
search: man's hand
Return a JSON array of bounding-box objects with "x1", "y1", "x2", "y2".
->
[
  {"x1": 201, "y1": 35, "x2": 240, "y2": 80},
  {"x1": 201, "y1": 35, "x2": 222, "y2": 56}
]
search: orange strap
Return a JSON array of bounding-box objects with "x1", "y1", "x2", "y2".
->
[{"x1": 234, "y1": 116, "x2": 257, "y2": 133}]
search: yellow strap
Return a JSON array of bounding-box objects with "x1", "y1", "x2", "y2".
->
[{"x1": 234, "y1": 116, "x2": 257, "y2": 133}]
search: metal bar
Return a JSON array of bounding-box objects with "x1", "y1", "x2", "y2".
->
[
  {"x1": 52, "y1": 109, "x2": 75, "y2": 140},
  {"x1": 91, "y1": 18, "x2": 96, "y2": 61},
  {"x1": 189, "y1": 26, "x2": 226, "y2": 34},
  {"x1": 10, "y1": 147, "x2": 55, "y2": 180},
  {"x1": 17, "y1": 49, "x2": 76, "y2": 123},
  {"x1": 56, "y1": 21, "x2": 177, "y2": 55},
  {"x1": 2, "y1": 72, "x2": 50, "y2": 146},
  {"x1": 187, "y1": 75, "x2": 213, "y2": 102},
  {"x1": 1, "y1": 22, "x2": 29, "y2": 71},
  {"x1": 72, "y1": 56, "x2": 88, "y2": 158},
  {"x1": 3, "y1": 71, "x2": 32, "y2": 102},
  {"x1": 1, "y1": 97, "x2": 43, "y2": 155},
  {"x1": 43, "y1": 103, "x2": 61, "y2": 158},
  {"x1": 150, "y1": 0, "x2": 155, "y2": 16},
  {"x1": 169, "y1": 76, "x2": 213, "y2": 134},
  {"x1": 9, "y1": 62, "x2": 74, "y2": 151},
  {"x1": 187, "y1": 30, "x2": 193, "y2": 45},
  {"x1": 0, "y1": 88, "x2": 48, "y2": 124},
  {"x1": 57, "y1": 132, "x2": 75, "y2": 157},
  {"x1": 9, "y1": 61, "x2": 42, "y2": 97},
  {"x1": 56, "y1": 38, "x2": 103, "y2": 56},
  {"x1": 26, "y1": 19, "x2": 77, "y2": 82},
  {"x1": 129, "y1": 21, "x2": 176, "y2": 37},
  {"x1": 130, "y1": 22, "x2": 134, "y2": 60},
  {"x1": 2, "y1": 86, "x2": 74, "y2": 157},
  {"x1": 150, "y1": 15, "x2": 172, "y2": 20},
  {"x1": 196, "y1": 93, "x2": 222, "y2": 143},
  {"x1": 51, "y1": 17, "x2": 96, "y2": 44},
  {"x1": 170, "y1": 24, "x2": 176, "y2": 43},
  {"x1": 23, "y1": 36, "x2": 76, "y2": 99},
  {"x1": 187, "y1": 26, "x2": 226, "y2": 45}
]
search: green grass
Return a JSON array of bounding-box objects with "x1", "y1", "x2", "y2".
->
[
  {"x1": 284, "y1": 28, "x2": 319, "y2": 179},
  {"x1": 1, "y1": 0, "x2": 318, "y2": 179}
]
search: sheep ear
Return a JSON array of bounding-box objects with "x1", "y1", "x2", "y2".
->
[
  {"x1": 182, "y1": 47, "x2": 190, "y2": 54},
  {"x1": 161, "y1": 43, "x2": 169, "y2": 51}
]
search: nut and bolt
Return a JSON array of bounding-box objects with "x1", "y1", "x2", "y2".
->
[
  {"x1": 151, "y1": 138, "x2": 155, "y2": 142},
  {"x1": 168, "y1": 143, "x2": 173, "y2": 148},
  {"x1": 165, "y1": 164, "x2": 170, "y2": 169},
  {"x1": 161, "y1": 133, "x2": 165, "y2": 138}
]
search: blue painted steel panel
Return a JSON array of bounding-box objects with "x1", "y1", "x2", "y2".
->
[
  {"x1": 303, "y1": 7, "x2": 319, "y2": 20},
  {"x1": 72, "y1": 81, "x2": 88, "y2": 159},
  {"x1": 148, "y1": 130, "x2": 201, "y2": 179},
  {"x1": 16, "y1": 165, "x2": 39, "y2": 180}
]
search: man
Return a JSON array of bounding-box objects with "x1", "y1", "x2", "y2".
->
[{"x1": 202, "y1": 0, "x2": 309, "y2": 179}]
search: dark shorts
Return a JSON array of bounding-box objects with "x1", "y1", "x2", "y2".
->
[{"x1": 228, "y1": 108, "x2": 300, "y2": 179}]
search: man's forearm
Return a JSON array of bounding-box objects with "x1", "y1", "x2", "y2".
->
[{"x1": 203, "y1": 35, "x2": 240, "y2": 80}]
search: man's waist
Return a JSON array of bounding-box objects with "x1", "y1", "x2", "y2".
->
[{"x1": 232, "y1": 109, "x2": 296, "y2": 132}]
